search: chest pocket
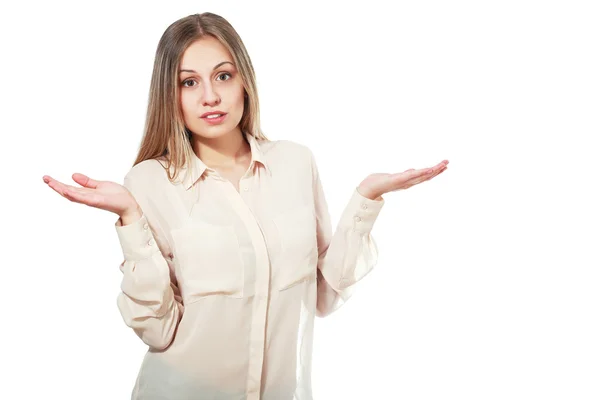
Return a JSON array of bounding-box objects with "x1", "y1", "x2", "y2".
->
[
  {"x1": 272, "y1": 203, "x2": 318, "y2": 291},
  {"x1": 170, "y1": 220, "x2": 244, "y2": 300}
]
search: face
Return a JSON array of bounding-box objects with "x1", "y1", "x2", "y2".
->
[{"x1": 178, "y1": 36, "x2": 246, "y2": 140}]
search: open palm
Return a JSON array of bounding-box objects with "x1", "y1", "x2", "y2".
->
[
  {"x1": 359, "y1": 160, "x2": 449, "y2": 198},
  {"x1": 43, "y1": 173, "x2": 138, "y2": 216}
]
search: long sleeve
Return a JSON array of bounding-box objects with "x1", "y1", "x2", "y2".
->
[
  {"x1": 114, "y1": 174, "x2": 184, "y2": 350},
  {"x1": 308, "y1": 149, "x2": 385, "y2": 318}
]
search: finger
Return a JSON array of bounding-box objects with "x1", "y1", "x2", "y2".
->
[
  {"x1": 410, "y1": 165, "x2": 447, "y2": 185},
  {"x1": 72, "y1": 173, "x2": 100, "y2": 189},
  {"x1": 45, "y1": 177, "x2": 71, "y2": 197},
  {"x1": 391, "y1": 163, "x2": 447, "y2": 186},
  {"x1": 63, "y1": 187, "x2": 86, "y2": 203},
  {"x1": 423, "y1": 165, "x2": 446, "y2": 180},
  {"x1": 388, "y1": 168, "x2": 427, "y2": 185},
  {"x1": 406, "y1": 167, "x2": 432, "y2": 179},
  {"x1": 43, "y1": 175, "x2": 65, "y2": 186},
  {"x1": 425, "y1": 161, "x2": 447, "y2": 175},
  {"x1": 425, "y1": 166, "x2": 447, "y2": 181},
  {"x1": 63, "y1": 186, "x2": 101, "y2": 206},
  {"x1": 420, "y1": 161, "x2": 448, "y2": 174},
  {"x1": 46, "y1": 177, "x2": 86, "y2": 198}
]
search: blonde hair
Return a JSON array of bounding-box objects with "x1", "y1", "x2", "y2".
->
[{"x1": 132, "y1": 12, "x2": 268, "y2": 183}]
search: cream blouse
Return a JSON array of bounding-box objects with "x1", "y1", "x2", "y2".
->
[{"x1": 114, "y1": 132, "x2": 385, "y2": 399}]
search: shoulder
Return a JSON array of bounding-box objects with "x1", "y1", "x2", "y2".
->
[
  {"x1": 260, "y1": 138, "x2": 314, "y2": 165},
  {"x1": 122, "y1": 158, "x2": 169, "y2": 194}
]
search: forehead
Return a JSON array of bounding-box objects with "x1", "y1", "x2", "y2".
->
[{"x1": 180, "y1": 36, "x2": 233, "y2": 69}]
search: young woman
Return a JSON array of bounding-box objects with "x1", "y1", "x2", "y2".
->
[{"x1": 43, "y1": 12, "x2": 448, "y2": 400}]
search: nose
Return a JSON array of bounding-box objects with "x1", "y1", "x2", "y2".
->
[{"x1": 201, "y1": 81, "x2": 221, "y2": 106}]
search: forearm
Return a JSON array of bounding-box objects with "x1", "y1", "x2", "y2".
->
[
  {"x1": 318, "y1": 187, "x2": 384, "y2": 288},
  {"x1": 115, "y1": 212, "x2": 183, "y2": 350}
]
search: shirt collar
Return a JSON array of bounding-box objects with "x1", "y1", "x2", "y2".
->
[{"x1": 182, "y1": 131, "x2": 271, "y2": 190}]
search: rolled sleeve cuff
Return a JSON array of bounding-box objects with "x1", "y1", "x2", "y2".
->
[
  {"x1": 115, "y1": 213, "x2": 160, "y2": 261},
  {"x1": 338, "y1": 187, "x2": 385, "y2": 234}
]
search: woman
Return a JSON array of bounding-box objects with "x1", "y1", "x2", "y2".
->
[{"x1": 43, "y1": 12, "x2": 448, "y2": 400}]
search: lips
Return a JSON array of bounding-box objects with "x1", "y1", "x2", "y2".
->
[
  {"x1": 200, "y1": 112, "x2": 227, "y2": 125},
  {"x1": 201, "y1": 111, "x2": 227, "y2": 118}
]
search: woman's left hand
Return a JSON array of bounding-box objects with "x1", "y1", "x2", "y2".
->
[{"x1": 357, "y1": 160, "x2": 449, "y2": 200}]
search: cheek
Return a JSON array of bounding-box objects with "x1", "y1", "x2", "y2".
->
[
  {"x1": 233, "y1": 89, "x2": 246, "y2": 110},
  {"x1": 179, "y1": 94, "x2": 195, "y2": 119},
  {"x1": 225, "y1": 84, "x2": 246, "y2": 106}
]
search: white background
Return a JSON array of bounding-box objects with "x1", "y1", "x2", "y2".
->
[{"x1": 2, "y1": 0, "x2": 599, "y2": 399}]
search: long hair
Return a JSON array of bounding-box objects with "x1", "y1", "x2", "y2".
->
[{"x1": 132, "y1": 12, "x2": 268, "y2": 183}]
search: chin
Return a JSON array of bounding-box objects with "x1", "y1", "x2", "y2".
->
[{"x1": 190, "y1": 125, "x2": 238, "y2": 140}]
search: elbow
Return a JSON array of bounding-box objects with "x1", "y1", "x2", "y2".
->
[
  {"x1": 316, "y1": 270, "x2": 341, "y2": 318},
  {"x1": 136, "y1": 311, "x2": 181, "y2": 351},
  {"x1": 135, "y1": 327, "x2": 175, "y2": 351},
  {"x1": 315, "y1": 302, "x2": 326, "y2": 318},
  {"x1": 315, "y1": 294, "x2": 337, "y2": 318},
  {"x1": 117, "y1": 295, "x2": 180, "y2": 351},
  {"x1": 128, "y1": 315, "x2": 178, "y2": 351},
  {"x1": 315, "y1": 306, "x2": 332, "y2": 318}
]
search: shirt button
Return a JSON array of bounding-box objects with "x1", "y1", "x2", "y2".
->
[
  {"x1": 355, "y1": 216, "x2": 361, "y2": 222},
  {"x1": 243, "y1": 187, "x2": 249, "y2": 192},
  {"x1": 148, "y1": 239, "x2": 154, "y2": 246},
  {"x1": 143, "y1": 223, "x2": 149, "y2": 230},
  {"x1": 362, "y1": 204, "x2": 368, "y2": 210}
]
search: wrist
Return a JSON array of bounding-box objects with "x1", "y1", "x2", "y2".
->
[
  {"x1": 356, "y1": 186, "x2": 383, "y2": 201},
  {"x1": 119, "y1": 204, "x2": 142, "y2": 226}
]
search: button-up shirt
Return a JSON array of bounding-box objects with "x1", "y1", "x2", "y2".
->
[{"x1": 114, "y1": 132, "x2": 385, "y2": 399}]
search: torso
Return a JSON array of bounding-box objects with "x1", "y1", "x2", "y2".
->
[{"x1": 213, "y1": 159, "x2": 251, "y2": 193}]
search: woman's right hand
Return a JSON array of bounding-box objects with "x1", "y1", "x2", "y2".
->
[{"x1": 43, "y1": 173, "x2": 141, "y2": 219}]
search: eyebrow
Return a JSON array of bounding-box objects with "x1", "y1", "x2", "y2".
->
[{"x1": 179, "y1": 61, "x2": 234, "y2": 74}]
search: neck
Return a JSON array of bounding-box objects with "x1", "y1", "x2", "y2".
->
[{"x1": 193, "y1": 128, "x2": 250, "y2": 168}]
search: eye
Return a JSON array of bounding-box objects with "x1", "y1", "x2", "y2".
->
[
  {"x1": 217, "y1": 72, "x2": 232, "y2": 81},
  {"x1": 182, "y1": 79, "x2": 196, "y2": 88}
]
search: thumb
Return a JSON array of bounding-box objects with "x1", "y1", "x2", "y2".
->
[{"x1": 72, "y1": 173, "x2": 100, "y2": 189}]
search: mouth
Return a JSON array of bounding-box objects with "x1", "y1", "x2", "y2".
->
[{"x1": 201, "y1": 113, "x2": 227, "y2": 124}]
